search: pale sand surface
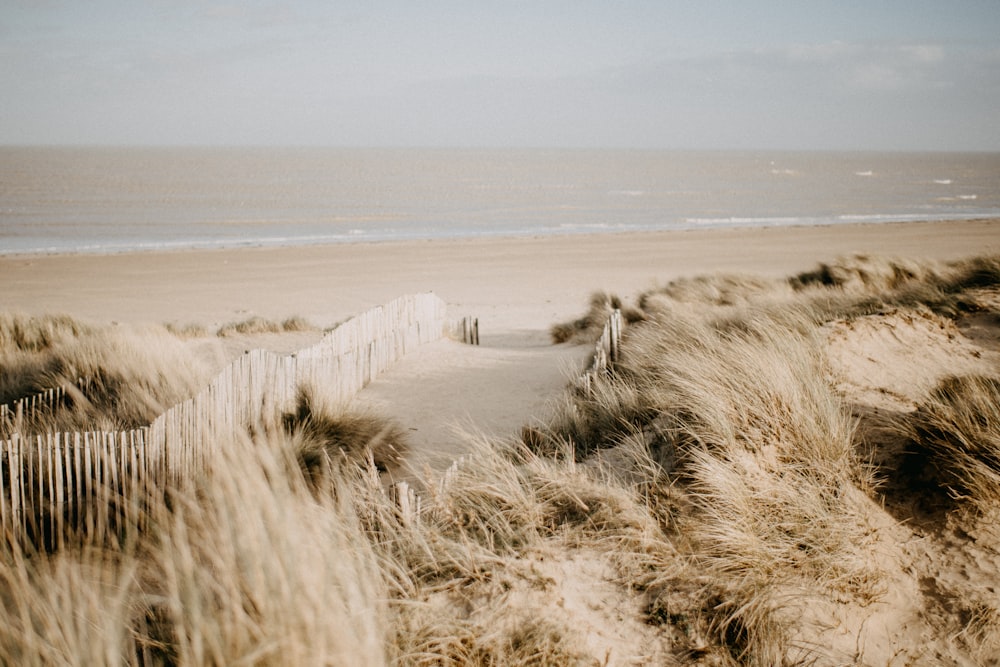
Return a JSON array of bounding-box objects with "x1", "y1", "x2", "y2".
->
[
  {"x1": 355, "y1": 337, "x2": 591, "y2": 477},
  {"x1": 817, "y1": 306, "x2": 1000, "y2": 664},
  {"x1": 3, "y1": 219, "x2": 997, "y2": 332}
]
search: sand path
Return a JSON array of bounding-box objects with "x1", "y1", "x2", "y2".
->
[{"x1": 352, "y1": 328, "x2": 591, "y2": 478}]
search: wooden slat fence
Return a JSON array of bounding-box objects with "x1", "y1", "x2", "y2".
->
[
  {"x1": 1, "y1": 293, "x2": 459, "y2": 545},
  {"x1": 577, "y1": 309, "x2": 623, "y2": 396},
  {"x1": 0, "y1": 430, "x2": 154, "y2": 549},
  {"x1": 0, "y1": 378, "x2": 90, "y2": 431},
  {"x1": 145, "y1": 292, "x2": 451, "y2": 472}
]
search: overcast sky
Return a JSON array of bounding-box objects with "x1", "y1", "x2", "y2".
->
[{"x1": 2, "y1": 1, "x2": 999, "y2": 150}]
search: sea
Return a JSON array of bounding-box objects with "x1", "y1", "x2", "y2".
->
[{"x1": 1, "y1": 147, "x2": 998, "y2": 256}]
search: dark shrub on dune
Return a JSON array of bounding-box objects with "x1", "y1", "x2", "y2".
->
[
  {"x1": 550, "y1": 291, "x2": 643, "y2": 344},
  {"x1": 282, "y1": 386, "x2": 409, "y2": 478}
]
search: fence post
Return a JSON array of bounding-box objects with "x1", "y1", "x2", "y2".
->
[
  {"x1": 461, "y1": 316, "x2": 480, "y2": 345},
  {"x1": 0, "y1": 438, "x2": 6, "y2": 540},
  {"x1": 54, "y1": 433, "x2": 64, "y2": 549},
  {"x1": 84, "y1": 432, "x2": 93, "y2": 536},
  {"x1": 394, "y1": 481, "x2": 420, "y2": 526},
  {"x1": 11, "y1": 435, "x2": 23, "y2": 543},
  {"x1": 74, "y1": 432, "x2": 82, "y2": 532},
  {"x1": 609, "y1": 309, "x2": 621, "y2": 363}
]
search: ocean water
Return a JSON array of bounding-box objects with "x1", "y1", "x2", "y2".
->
[{"x1": 1, "y1": 147, "x2": 998, "y2": 255}]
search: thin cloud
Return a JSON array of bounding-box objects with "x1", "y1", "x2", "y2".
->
[
  {"x1": 2, "y1": 2, "x2": 998, "y2": 149},
  {"x1": 629, "y1": 41, "x2": 980, "y2": 95}
]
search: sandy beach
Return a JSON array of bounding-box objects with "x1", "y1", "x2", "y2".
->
[{"x1": 3, "y1": 219, "x2": 997, "y2": 332}]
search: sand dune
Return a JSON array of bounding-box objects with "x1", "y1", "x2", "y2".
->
[{"x1": 3, "y1": 220, "x2": 1000, "y2": 665}]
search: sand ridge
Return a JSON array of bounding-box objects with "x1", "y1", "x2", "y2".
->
[{"x1": 816, "y1": 295, "x2": 1000, "y2": 665}]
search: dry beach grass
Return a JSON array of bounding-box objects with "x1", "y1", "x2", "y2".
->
[{"x1": 1, "y1": 248, "x2": 1000, "y2": 664}]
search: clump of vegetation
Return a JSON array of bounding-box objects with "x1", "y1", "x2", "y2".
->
[
  {"x1": 1, "y1": 318, "x2": 209, "y2": 433},
  {"x1": 354, "y1": 433, "x2": 684, "y2": 664},
  {"x1": 217, "y1": 315, "x2": 318, "y2": 337},
  {"x1": 170, "y1": 315, "x2": 318, "y2": 339},
  {"x1": 539, "y1": 303, "x2": 880, "y2": 662},
  {"x1": 789, "y1": 253, "x2": 1000, "y2": 295},
  {"x1": 904, "y1": 374, "x2": 1000, "y2": 514},
  {"x1": 281, "y1": 385, "x2": 409, "y2": 478},
  {"x1": 163, "y1": 322, "x2": 210, "y2": 338},
  {"x1": 790, "y1": 253, "x2": 944, "y2": 292},
  {"x1": 146, "y1": 437, "x2": 387, "y2": 666},
  {"x1": 641, "y1": 273, "x2": 788, "y2": 310},
  {"x1": 1, "y1": 312, "x2": 325, "y2": 436},
  {"x1": 533, "y1": 253, "x2": 1000, "y2": 663},
  {"x1": 0, "y1": 313, "x2": 96, "y2": 353},
  {"x1": 550, "y1": 291, "x2": 643, "y2": 344},
  {"x1": 0, "y1": 433, "x2": 388, "y2": 666},
  {"x1": 790, "y1": 253, "x2": 1000, "y2": 319}
]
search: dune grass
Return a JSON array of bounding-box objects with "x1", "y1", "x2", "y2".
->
[
  {"x1": 549, "y1": 291, "x2": 644, "y2": 344},
  {"x1": 537, "y1": 253, "x2": 1000, "y2": 663},
  {"x1": 168, "y1": 316, "x2": 317, "y2": 339},
  {"x1": 0, "y1": 433, "x2": 388, "y2": 666},
  {"x1": 542, "y1": 307, "x2": 881, "y2": 663},
  {"x1": 0, "y1": 426, "x2": 673, "y2": 665},
  {"x1": 281, "y1": 384, "x2": 410, "y2": 477},
  {"x1": 145, "y1": 437, "x2": 386, "y2": 667},
  {"x1": 0, "y1": 313, "x2": 97, "y2": 353},
  {"x1": 1, "y1": 313, "x2": 323, "y2": 437},
  {"x1": 216, "y1": 315, "x2": 318, "y2": 337},
  {"x1": 790, "y1": 253, "x2": 1000, "y2": 320},
  {"x1": 904, "y1": 374, "x2": 1000, "y2": 515},
  {"x1": 0, "y1": 321, "x2": 210, "y2": 435},
  {"x1": 2, "y1": 253, "x2": 999, "y2": 665}
]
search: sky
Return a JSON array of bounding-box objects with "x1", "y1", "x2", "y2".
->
[{"x1": 1, "y1": 1, "x2": 999, "y2": 150}]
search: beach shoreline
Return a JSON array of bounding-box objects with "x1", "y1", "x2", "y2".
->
[
  {"x1": 3, "y1": 216, "x2": 999, "y2": 261},
  {"x1": 2, "y1": 218, "x2": 997, "y2": 331}
]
